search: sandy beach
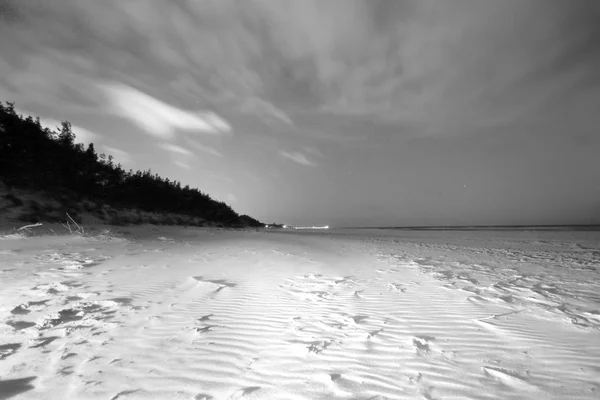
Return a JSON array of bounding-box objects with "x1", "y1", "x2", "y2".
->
[
  {"x1": 1, "y1": 227, "x2": 599, "y2": 400},
  {"x1": 3, "y1": 0, "x2": 600, "y2": 398}
]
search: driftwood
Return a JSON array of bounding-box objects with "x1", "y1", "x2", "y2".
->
[{"x1": 17, "y1": 222, "x2": 43, "y2": 231}]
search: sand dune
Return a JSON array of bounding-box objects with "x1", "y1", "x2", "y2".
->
[{"x1": 1, "y1": 227, "x2": 599, "y2": 399}]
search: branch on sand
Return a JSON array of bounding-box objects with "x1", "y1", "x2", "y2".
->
[
  {"x1": 17, "y1": 222, "x2": 43, "y2": 231},
  {"x1": 61, "y1": 214, "x2": 121, "y2": 241},
  {"x1": 62, "y1": 213, "x2": 84, "y2": 236}
]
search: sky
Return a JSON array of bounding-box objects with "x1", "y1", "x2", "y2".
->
[{"x1": 1, "y1": 0, "x2": 599, "y2": 227}]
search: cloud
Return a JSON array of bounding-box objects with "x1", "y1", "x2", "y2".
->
[
  {"x1": 279, "y1": 151, "x2": 318, "y2": 167},
  {"x1": 183, "y1": 138, "x2": 224, "y2": 158},
  {"x1": 240, "y1": 97, "x2": 293, "y2": 126},
  {"x1": 159, "y1": 143, "x2": 193, "y2": 156},
  {"x1": 257, "y1": 0, "x2": 600, "y2": 132},
  {"x1": 100, "y1": 145, "x2": 132, "y2": 166},
  {"x1": 226, "y1": 193, "x2": 237, "y2": 203},
  {"x1": 44, "y1": 119, "x2": 97, "y2": 146},
  {"x1": 1, "y1": 0, "x2": 598, "y2": 141},
  {"x1": 100, "y1": 82, "x2": 232, "y2": 139},
  {"x1": 16, "y1": 109, "x2": 98, "y2": 145},
  {"x1": 70, "y1": 126, "x2": 97, "y2": 146},
  {"x1": 204, "y1": 171, "x2": 235, "y2": 184},
  {"x1": 174, "y1": 160, "x2": 191, "y2": 170},
  {"x1": 304, "y1": 146, "x2": 324, "y2": 158}
]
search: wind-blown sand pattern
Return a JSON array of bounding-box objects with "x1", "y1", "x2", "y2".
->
[{"x1": 1, "y1": 227, "x2": 599, "y2": 399}]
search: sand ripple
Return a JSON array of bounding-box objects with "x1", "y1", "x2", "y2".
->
[{"x1": 1, "y1": 228, "x2": 599, "y2": 399}]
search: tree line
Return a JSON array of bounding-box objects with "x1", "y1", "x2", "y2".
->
[{"x1": 0, "y1": 101, "x2": 263, "y2": 227}]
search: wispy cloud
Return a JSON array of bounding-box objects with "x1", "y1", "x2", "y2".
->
[
  {"x1": 16, "y1": 110, "x2": 98, "y2": 146},
  {"x1": 226, "y1": 193, "x2": 237, "y2": 203},
  {"x1": 174, "y1": 160, "x2": 191, "y2": 170},
  {"x1": 205, "y1": 171, "x2": 235, "y2": 184},
  {"x1": 100, "y1": 145, "x2": 132, "y2": 166},
  {"x1": 100, "y1": 82, "x2": 232, "y2": 139},
  {"x1": 159, "y1": 143, "x2": 193, "y2": 156},
  {"x1": 69, "y1": 126, "x2": 97, "y2": 146},
  {"x1": 183, "y1": 138, "x2": 224, "y2": 158},
  {"x1": 3, "y1": 0, "x2": 598, "y2": 141},
  {"x1": 304, "y1": 146, "x2": 324, "y2": 158},
  {"x1": 279, "y1": 151, "x2": 318, "y2": 167},
  {"x1": 240, "y1": 97, "x2": 293, "y2": 126},
  {"x1": 52, "y1": 121, "x2": 97, "y2": 146}
]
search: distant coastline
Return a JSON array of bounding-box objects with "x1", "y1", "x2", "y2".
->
[{"x1": 342, "y1": 225, "x2": 600, "y2": 232}]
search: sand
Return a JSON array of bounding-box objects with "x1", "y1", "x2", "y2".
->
[{"x1": 1, "y1": 226, "x2": 599, "y2": 399}]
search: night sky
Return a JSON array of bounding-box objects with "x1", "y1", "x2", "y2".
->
[{"x1": 1, "y1": 0, "x2": 599, "y2": 227}]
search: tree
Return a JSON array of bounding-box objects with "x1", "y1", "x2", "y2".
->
[
  {"x1": 58, "y1": 121, "x2": 75, "y2": 147},
  {"x1": 0, "y1": 101, "x2": 264, "y2": 227}
]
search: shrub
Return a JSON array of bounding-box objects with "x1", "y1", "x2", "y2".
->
[{"x1": 4, "y1": 193, "x2": 23, "y2": 207}]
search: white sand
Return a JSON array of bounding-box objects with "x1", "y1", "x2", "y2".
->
[{"x1": 1, "y1": 227, "x2": 599, "y2": 399}]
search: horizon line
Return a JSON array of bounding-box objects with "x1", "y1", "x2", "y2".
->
[{"x1": 335, "y1": 224, "x2": 600, "y2": 230}]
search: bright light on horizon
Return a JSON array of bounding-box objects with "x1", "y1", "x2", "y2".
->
[{"x1": 294, "y1": 225, "x2": 330, "y2": 230}]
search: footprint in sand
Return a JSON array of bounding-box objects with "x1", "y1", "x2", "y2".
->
[
  {"x1": 412, "y1": 335, "x2": 436, "y2": 355},
  {"x1": 482, "y1": 366, "x2": 539, "y2": 392},
  {"x1": 195, "y1": 325, "x2": 218, "y2": 333},
  {"x1": 223, "y1": 386, "x2": 261, "y2": 400},
  {"x1": 333, "y1": 276, "x2": 359, "y2": 286},
  {"x1": 11, "y1": 300, "x2": 49, "y2": 315},
  {"x1": 329, "y1": 373, "x2": 342, "y2": 381},
  {"x1": 9, "y1": 283, "x2": 79, "y2": 318},
  {"x1": 281, "y1": 274, "x2": 357, "y2": 302},
  {"x1": 110, "y1": 389, "x2": 142, "y2": 400},
  {"x1": 192, "y1": 277, "x2": 237, "y2": 293},
  {"x1": 0, "y1": 343, "x2": 22, "y2": 360},
  {"x1": 194, "y1": 394, "x2": 214, "y2": 400},
  {"x1": 186, "y1": 314, "x2": 223, "y2": 334},
  {"x1": 34, "y1": 252, "x2": 108, "y2": 272},
  {"x1": 197, "y1": 314, "x2": 213, "y2": 322},
  {"x1": 367, "y1": 328, "x2": 383, "y2": 339},
  {"x1": 29, "y1": 336, "x2": 60, "y2": 349},
  {"x1": 348, "y1": 314, "x2": 369, "y2": 324},
  {"x1": 388, "y1": 282, "x2": 407, "y2": 292},
  {"x1": 35, "y1": 299, "x2": 135, "y2": 333},
  {"x1": 307, "y1": 340, "x2": 336, "y2": 354},
  {"x1": 6, "y1": 320, "x2": 36, "y2": 330},
  {"x1": 0, "y1": 376, "x2": 37, "y2": 399},
  {"x1": 61, "y1": 351, "x2": 77, "y2": 360},
  {"x1": 30, "y1": 281, "x2": 73, "y2": 296},
  {"x1": 57, "y1": 365, "x2": 74, "y2": 376}
]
